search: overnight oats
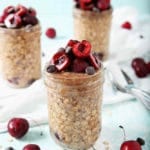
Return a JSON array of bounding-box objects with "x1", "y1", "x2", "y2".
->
[
  {"x1": 44, "y1": 40, "x2": 104, "y2": 149},
  {"x1": 0, "y1": 5, "x2": 41, "y2": 88},
  {"x1": 73, "y1": 0, "x2": 112, "y2": 60}
]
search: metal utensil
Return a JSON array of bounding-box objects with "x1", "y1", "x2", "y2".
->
[{"x1": 106, "y1": 68, "x2": 150, "y2": 110}]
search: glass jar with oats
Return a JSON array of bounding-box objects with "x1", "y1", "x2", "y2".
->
[
  {"x1": 73, "y1": 0, "x2": 112, "y2": 61},
  {"x1": 0, "y1": 5, "x2": 41, "y2": 88},
  {"x1": 44, "y1": 40, "x2": 104, "y2": 149}
]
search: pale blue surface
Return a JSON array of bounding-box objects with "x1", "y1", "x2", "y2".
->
[{"x1": 0, "y1": 0, "x2": 150, "y2": 150}]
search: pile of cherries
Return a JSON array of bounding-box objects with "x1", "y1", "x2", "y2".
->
[
  {"x1": 131, "y1": 57, "x2": 150, "y2": 78},
  {"x1": 6, "y1": 117, "x2": 40, "y2": 150},
  {"x1": 0, "y1": 5, "x2": 38, "y2": 29},
  {"x1": 74, "y1": 0, "x2": 111, "y2": 11},
  {"x1": 47, "y1": 40, "x2": 101, "y2": 75}
]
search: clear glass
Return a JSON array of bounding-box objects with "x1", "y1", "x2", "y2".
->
[
  {"x1": 73, "y1": 8, "x2": 112, "y2": 61},
  {"x1": 44, "y1": 68, "x2": 104, "y2": 150},
  {"x1": 0, "y1": 24, "x2": 41, "y2": 88}
]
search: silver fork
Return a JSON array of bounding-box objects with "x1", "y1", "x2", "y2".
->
[{"x1": 106, "y1": 69, "x2": 150, "y2": 110}]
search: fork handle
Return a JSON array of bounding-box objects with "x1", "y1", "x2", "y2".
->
[{"x1": 129, "y1": 88, "x2": 150, "y2": 110}]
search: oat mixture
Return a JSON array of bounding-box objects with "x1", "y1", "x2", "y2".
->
[
  {"x1": 45, "y1": 70, "x2": 104, "y2": 149},
  {"x1": 0, "y1": 24, "x2": 41, "y2": 88}
]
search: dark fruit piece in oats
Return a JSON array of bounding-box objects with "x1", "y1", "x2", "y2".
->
[
  {"x1": 73, "y1": 40, "x2": 91, "y2": 58},
  {"x1": 46, "y1": 28, "x2": 56, "y2": 38},
  {"x1": 7, "y1": 118, "x2": 29, "y2": 139},
  {"x1": 47, "y1": 65, "x2": 57, "y2": 73},
  {"x1": 51, "y1": 51, "x2": 70, "y2": 71},
  {"x1": 23, "y1": 144, "x2": 40, "y2": 150},
  {"x1": 72, "y1": 58, "x2": 89, "y2": 73},
  {"x1": 85, "y1": 66, "x2": 95, "y2": 75},
  {"x1": 121, "y1": 21, "x2": 132, "y2": 30}
]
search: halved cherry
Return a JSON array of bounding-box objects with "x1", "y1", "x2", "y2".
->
[
  {"x1": 73, "y1": 40, "x2": 91, "y2": 58},
  {"x1": 28, "y1": 7, "x2": 37, "y2": 16},
  {"x1": 80, "y1": 0, "x2": 93, "y2": 10},
  {"x1": 4, "y1": 14, "x2": 22, "y2": 28},
  {"x1": 4, "y1": 6, "x2": 15, "y2": 15},
  {"x1": 66, "y1": 39, "x2": 79, "y2": 48},
  {"x1": 51, "y1": 51, "x2": 70, "y2": 71},
  {"x1": 16, "y1": 5, "x2": 28, "y2": 17},
  {"x1": 89, "y1": 53, "x2": 101, "y2": 69}
]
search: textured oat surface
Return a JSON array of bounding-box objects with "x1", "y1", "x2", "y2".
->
[{"x1": 73, "y1": 8, "x2": 112, "y2": 60}]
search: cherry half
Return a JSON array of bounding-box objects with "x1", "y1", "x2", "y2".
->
[
  {"x1": 51, "y1": 51, "x2": 70, "y2": 71},
  {"x1": 7, "y1": 118, "x2": 29, "y2": 139},
  {"x1": 89, "y1": 53, "x2": 101, "y2": 69},
  {"x1": 119, "y1": 125, "x2": 144, "y2": 150},
  {"x1": 73, "y1": 40, "x2": 91, "y2": 58}
]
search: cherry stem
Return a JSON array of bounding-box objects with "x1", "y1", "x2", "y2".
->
[{"x1": 119, "y1": 125, "x2": 126, "y2": 141}]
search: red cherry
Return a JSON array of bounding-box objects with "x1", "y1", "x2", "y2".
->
[
  {"x1": 121, "y1": 21, "x2": 132, "y2": 30},
  {"x1": 28, "y1": 7, "x2": 37, "y2": 16},
  {"x1": 23, "y1": 144, "x2": 40, "y2": 150},
  {"x1": 4, "y1": 14, "x2": 22, "y2": 28},
  {"x1": 4, "y1": 6, "x2": 15, "y2": 15},
  {"x1": 7, "y1": 118, "x2": 29, "y2": 139},
  {"x1": 46, "y1": 28, "x2": 56, "y2": 38},
  {"x1": 131, "y1": 58, "x2": 145, "y2": 68},
  {"x1": 66, "y1": 39, "x2": 79, "y2": 48},
  {"x1": 79, "y1": 0, "x2": 93, "y2": 10},
  {"x1": 16, "y1": 5, "x2": 28, "y2": 17},
  {"x1": 73, "y1": 40, "x2": 91, "y2": 58},
  {"x1": 89, "y1": 53, "x2": 101, "y2": 69},
  {"x1": 72, "y1": 58, "x2": 89, "y2": 73},
  {"x1": 121, "y1": 141, "x2": 141, "y2": 150},
  {"x1": 146, "y1": 62, "x2": 150, "y2": 73},
  {"x1": 51, "y1": 51, "x2": 70, "y2": 71},
  {"x1": 0, "y1": 14, "x2": 8, "y2": 23},
  {"x1": 97, "y1": 0, "x2": 110, "y2": 11}
]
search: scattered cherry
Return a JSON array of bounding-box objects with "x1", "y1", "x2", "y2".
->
[
  {"x1": 23, "y1": 144, "x2": 40, "y2": 150},
  {"x1": 131, "y1": 57, "x2": 149, "y2": 78},
  {"x1": 121, "y1": 21, "x2": 132, "y2": 30},
  {"x1": 119, "y1": 125, "x2": 144, "y2": 150},
  {"x1": 7, "y1": 117, "x2": 29, "y2": 139},
  {"x1": 46, "y1": 28, "x2": 56, "y2": 38},
  {"x1": 73, "y1": 40, "x2": 91, "y2": 58}
]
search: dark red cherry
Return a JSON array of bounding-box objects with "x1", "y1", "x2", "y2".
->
[
  {"x1": 120, "y1": 141, "x2": 141, "y2": 150},
  {"x1": 146, "y1": 62, "x2": 150, "y2": 73},
  {"x1": 4, "y1": 6, "x2": 15, "y2": 15},
  {"x1": 46, "y1": 28, "x2": 56, "y2": 38},
  {"x1": 7, "y1": 118, "x2": 29, "y2": 139},
  {"x1": 51, "y1": 51, "x2": 70, "y2": 71},
  {"x1": 73, "y1": 40, "x2": 91, "y2": 58},
  {"x1": 23, "y1": 144, "x2": 40, "y2": 150},
  {"x1": 131, "y1": 58, "x2": 148, "y2": 78},
  {"x1": 72, "y1": 58, "x2": 89, "y2": 73},
  {"x1": 97, "y1": 0, "x2": 110, "y2": 11},
  {"x1": 80, "y1": 0, "x2": 93, "y2": 10},
  {"x1": 28, "y1": 7, "x2": 37, "y2": 16}
]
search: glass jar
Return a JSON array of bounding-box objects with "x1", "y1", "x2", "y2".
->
[
  {"x1": 0, "y1": 24, "x2": 41, "y2": 88},
  {"x1": 73, "y1": 8, "x2": 112, "y2": 61},
  {"x1": 44, "y1": 68, "x2": 104, "y2": 150}
]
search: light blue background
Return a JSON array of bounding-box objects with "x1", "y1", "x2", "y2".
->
[{"x1": 0, "y1": 0, "x2": 150, "y2": 150}]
